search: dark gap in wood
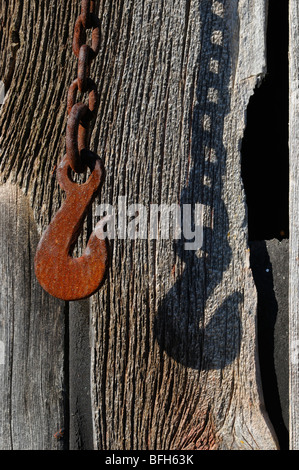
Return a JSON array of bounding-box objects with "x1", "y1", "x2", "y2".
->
[
  {"x1": 241, "y1": 0, "x2": 289, "y2": 242},
  {"x1": 249, "y1": 240, "x2": 289, "y2": 450},
  {"x1": 242, "y1": 1, "x2": 289, "y2": 450}
]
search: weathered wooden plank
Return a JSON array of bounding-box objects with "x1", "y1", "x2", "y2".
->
[
  {"x1": 90, "y1": 0, "x2": 278, "y2": 450},
  {"x1": 0, "y1": 0, "x2": 80, "y2": 450},
  {"x1": 289, "y1": 0, "x2": 299, "y2": 451},
  {"x1": 0, "y1": 0, "x2": 282, "y2": 450},
  {"x1": 0, "y1": 183, "x2": 66, "y2": 450}
]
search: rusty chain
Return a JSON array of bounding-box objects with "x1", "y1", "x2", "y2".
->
[
  {"x1": 34, "y1": 0, "x2": 108, "y2": 301},
  {"x1": 66, "y1": 0, "x2": 101, "y2": 173}
]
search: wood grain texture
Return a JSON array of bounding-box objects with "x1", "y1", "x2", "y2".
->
[
  {"x1": 0, "y1": 0, "x2": 279, "y2": 450},
  {"x1": 0, "y1": 183, "x2": 66, "y2": 450},
  {"x1": 69, "y1": 300, "x2": 94, "y2": 450},
  {"x1": 90, "y1": 0, "x2": 278, "y2": 450},
  {"x1": 0, "y1": 0, "x2": 78, "y2": 450},
  {"x1": 0, "y1": 0, "x2": 22, "y2": 91},
  {"x1": 289, "y1": 0, "x2": 299, "y2": 451}
]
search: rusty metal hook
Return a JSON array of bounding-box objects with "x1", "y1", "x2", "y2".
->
[{"x1": 34, "y1": 151, "x2": 108, "y2": 301}]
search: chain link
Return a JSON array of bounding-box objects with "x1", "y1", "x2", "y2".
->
[
  {"x1": 66, "y1": 0, "x2": 101, "y2": 173},
  {"x1": 34, "y1": 0, "x2": 108, "y2": 301}
]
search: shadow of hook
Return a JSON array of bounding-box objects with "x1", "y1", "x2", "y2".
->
[{"x1": 34, "y1": 152, "x2": 108, "y2": 301}]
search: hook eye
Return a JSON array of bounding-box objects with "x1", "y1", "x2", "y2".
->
[{"x1": 57, "y1": 151, "x2": 104, "y2": 196}]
